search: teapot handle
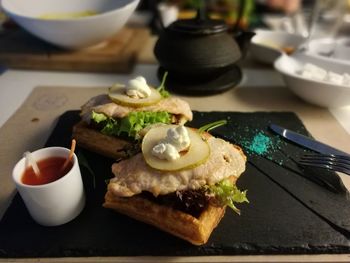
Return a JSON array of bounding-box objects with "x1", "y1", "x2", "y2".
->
[{"x1": 233, "y1": 30, "x2": 255, "y2": 58}]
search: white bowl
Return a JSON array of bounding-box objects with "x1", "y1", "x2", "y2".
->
[
  {"x1": 1, "y1": 0, "x2": 140, "y2": 49},
  {"x1": 274, "y1": 52, "x2": 350, "y2": 108},
  {"x1": 302, "y1": 37, "x2": 350, "y2": 65},
  {"x1": 250, "y1": 29, "x2": 305, "y2": 64}
]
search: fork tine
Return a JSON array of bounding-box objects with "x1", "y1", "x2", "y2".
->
[
  {"x1": 302, "y1": 153, "x2": 350, "y2": 163},
  {"x1": 329, "y1": 154, "x2": 350, "y2": 163},
  {"x1": 301, "y1": 154, "x2": 350, "y2": 166},
  {"x1": 299, "y1": 153, "x2": 350, "y2": 176},
  {"x1": 299, "y1": 161, "x2": 350, "y2": 175},
  {"x1": 301, "y1": 160, "x2": 350, "y2": 171},
  {"x1": 300, "y1": 155, "x2": 350, "y2": 169},
  {"x1": 298, "y1": 160, "x2": 350, "y2": 176}
]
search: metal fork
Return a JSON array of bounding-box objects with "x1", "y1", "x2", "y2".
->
[{"x1": 298, "y1": 153, "x2": 350, "y2": 176}]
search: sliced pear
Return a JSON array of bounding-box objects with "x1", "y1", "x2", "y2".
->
[
  {"x1": 108, "y1": 83, "x2": 162, "y2": 108},
  {"x1": 142, "y1": 125, "x2": 210, "y2": 172}
]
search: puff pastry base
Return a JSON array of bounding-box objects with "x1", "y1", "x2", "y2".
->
[
  {"x1": 104, "y1": 176, "x2": 238, "y2": 245},
  {"x1": 72, "y1": 121, "x2": 133, "y2": 159}
]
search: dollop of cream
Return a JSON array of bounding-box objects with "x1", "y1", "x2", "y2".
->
[
  {"x1": 125, "y1": 76, "x2": 151, "y2": 98},
  {"x1": 152, "y1": 143, "x2": 180, "y2": 161},
  {"x1": 151, "y1": 125, "x2": 191, "y2": 161},
  {"x1": 166, "y1": 125, "x2": 190, "y2": 152}
]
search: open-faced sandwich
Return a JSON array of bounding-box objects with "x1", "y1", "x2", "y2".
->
[
  {"x1": 73, "y1": 74, "x2": 192, "y2": 158},
  {"x1": 103, "y1": 123, "x2": 248, "y2": 245},
  {"x1": 73, "y1": 74, "x2": 192, "y2": 159}
]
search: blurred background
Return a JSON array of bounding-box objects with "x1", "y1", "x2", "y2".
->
[
  {"x1": 134, "y1": 0, "x2": 345, "y2": 33},
  {"x1": 1, "y1": 0, "x2": 350, "y2": 39}
]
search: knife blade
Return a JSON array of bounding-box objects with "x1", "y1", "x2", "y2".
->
[{"x1": 269, "y1": 124, "x2": 350, "y2": 157}]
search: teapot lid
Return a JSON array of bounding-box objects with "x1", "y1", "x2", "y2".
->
[
  {"x1": 167, "y1": 6, "x2": 228, "y2": 35},
  {"x1": 168, "y1": 18, "x2": 228, "y2": 35},
  {"x1": 166, "y1": 4, "x2": 229, "y2": 35}
]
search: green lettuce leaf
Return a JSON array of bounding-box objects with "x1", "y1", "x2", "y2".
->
[
  {"x1": 205, "y1": 178, "x2": 248, "y2": 214},
  {"x1": 91, "y1": 110, "x2": 171, "y2": 139},
  {"x1": 91, "y1": 111, "x2": 108, "y2": 123},
  {"x1": 118, "y1": 111, "x2": 171, "y2": 138}
]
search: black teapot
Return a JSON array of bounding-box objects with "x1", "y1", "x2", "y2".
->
[{"x1": 154, "y1": 5, "x2": 255, "y2": 95}]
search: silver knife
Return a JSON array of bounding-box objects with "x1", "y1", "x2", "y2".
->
[{"x1": 269, "y1": 124, "x2": 350, "y2": 157}]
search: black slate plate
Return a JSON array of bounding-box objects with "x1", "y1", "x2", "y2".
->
[{"x1": 1, "y1": 111, "x2": 350, "y2": 258}]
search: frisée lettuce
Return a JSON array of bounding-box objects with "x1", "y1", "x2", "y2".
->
[
  {"x1": 204, "y1": 178, "x2": 248, "y2": 214},
  {"x1": 91, "y1": 111, "x2": 171, "y2": 139}
]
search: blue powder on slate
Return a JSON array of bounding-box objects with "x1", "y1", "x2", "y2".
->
[
  {"x1": 240, "y1": 130, "x2": 285, "y2": 165},
  {"x1": 247, "y1": 132, "x2": 272, "y2": 155}
]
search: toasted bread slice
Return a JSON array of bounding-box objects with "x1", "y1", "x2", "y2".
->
[{"x1": 72, "y1": 121, "x2": 134, "y2": 159}]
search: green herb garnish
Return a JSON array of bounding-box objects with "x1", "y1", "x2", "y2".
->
[
  {"x1": 198, "y1": 120, "x2": 227, "y2": 134},
  {"x1": 157, "y1": 71, "x2": 170, "y2": 98}
]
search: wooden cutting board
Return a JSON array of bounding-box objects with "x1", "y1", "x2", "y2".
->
[{"x1": 0, "y1": 27, "x2": 151, "y2": 73}]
